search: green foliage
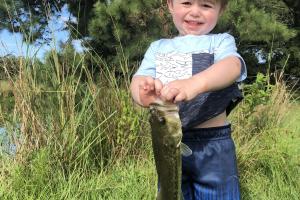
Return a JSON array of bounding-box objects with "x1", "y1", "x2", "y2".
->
[
  {"x1": 1, "y1": 50, "x2": 300, "y2": 199},
  {"x1": 0, "y1": 47, "x2": 150, "y2": 174},
  {"x1": 232, "y1": 72, "x2": 291, "y2": 134},
  {"x1": 1, "y1": 0, "x2": 300, "y2": 77},
  {"x1": 242, "y1": 73, "x2": 273, "y2": 114},
  {"x1": 1, "y1": 61, "x2": 299, "y2": 199},
  {"x1": 215, "y1": 0, "x2": 299, "y2": 78},
  {"x1": 0, "y1": 0, "x2": 65, "y2": 43},
  {"x1": 76, "y1": 0, "x2": 300, "y2": 77},
  {"x1": 229, "y1": 74, "x2": 299, "y2": 200},
  {"x1": 0, "y1": 49, "x2": 156, "y2": 199},
  {"x1": 116, "y1": 90, "x2": 141, "y2": 146},
  {"x1": 87, "y1": 0, "x2": 172, "y2": 65},
  {"x1": 218, "y1": 0, "x2": 295, "y2": 42}
]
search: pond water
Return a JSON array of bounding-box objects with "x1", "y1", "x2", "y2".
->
[{"x1": 0, "y1": 127, "x2": 17, "y2": 156}]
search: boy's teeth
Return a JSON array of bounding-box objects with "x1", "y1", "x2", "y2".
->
[{"x1": 187, "y1": 21, "x2": 200, "y2": 24}]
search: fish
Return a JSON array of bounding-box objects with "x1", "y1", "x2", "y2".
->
[{"x1": 149, "y1": 100, "x2": 192, "y2": 200}]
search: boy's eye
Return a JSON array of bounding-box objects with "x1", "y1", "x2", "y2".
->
[
  {"x1": 202, "y1": 3, "x2": 214, "y2": 8},
  {"x1": 181, "y1": 1, "x2": 192, "y2": 6}
]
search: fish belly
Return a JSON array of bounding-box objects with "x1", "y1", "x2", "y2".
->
[{"x1": 150, "y1": 103, "x2": 183, "y2": 200}]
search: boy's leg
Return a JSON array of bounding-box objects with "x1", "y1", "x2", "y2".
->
[
  {"x1": 181, "y1": 177, "x2": 194, "y2": 200},
  {"x1": 181, "y1": 124, "x2": 240, "y2": 200}
]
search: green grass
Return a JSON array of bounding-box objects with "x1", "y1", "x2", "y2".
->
[
  {"x1": 1, "y1": 51, "x2": 299, "y2": 199},
  {"x1": 1, "y1": 112, "x2": 299, "y2": 199},
  {"x1": 236, "y1": 101, "x2": 300, "y2": 200},
  {"x1": 1, "y1": 100, "x2": 298, "y2": 200},
  {"x1": 283, "y1": 102, "x2": 300, "y2": 132},
  {"x1": 0, "y1": 152, "x2": 157, "y2": 200}
]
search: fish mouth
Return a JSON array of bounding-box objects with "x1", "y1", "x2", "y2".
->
[
  {"x1": 150, "y1": 100, "x2": 180, "y2": 124},
  {"x1": 150, "y1": 101, "x2": 179, "y2": 115}
]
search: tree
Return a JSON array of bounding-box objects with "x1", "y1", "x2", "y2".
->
[
  {"x1": 214, "y1": 0, "x2": 298, "y2": 79},
  {"x1": 74, "y1": 0, "x2": 300, "y2": 78},
  {"x1": 280, "y1": 0, "x2": 300, "y2": 76},
  {"x1": 1, "y1": 0, "x2": 300, "y2": 78},
  {"x1": 82, "y1": 0, "x2": 173, "y2": 66},
  {"x1": 0, "y1": 0, "x2": 66, "y2": 44}
]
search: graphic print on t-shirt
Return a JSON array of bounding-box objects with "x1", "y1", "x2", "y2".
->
[
  {"x1": 155, "y1": 52, "x2": 214, "y2": 85},
  {"x1": 155, "y1": 52, "x2": 192, "y2": 84}
]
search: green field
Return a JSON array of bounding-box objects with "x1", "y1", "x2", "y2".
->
[
  {"x1": 0, "y1": 55, "x2": 299, "y2": 199},
  {"x1": 1, "y1": 105, "x2": 299, "y2": 200}
]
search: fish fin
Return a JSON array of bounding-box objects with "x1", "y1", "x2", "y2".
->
[{"x1": 181, "y1": 142, "x2": 192, "y2": 157}]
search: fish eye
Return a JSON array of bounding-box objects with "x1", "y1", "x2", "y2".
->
[
  {"x1": 150, "y1": 107, "x2": 156, "y2": 115},
  {"x1": 158, "y1": 116, "x2": 166, "y2": 124}
]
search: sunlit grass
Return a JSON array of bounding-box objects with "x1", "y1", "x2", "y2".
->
[
  {"x1": 1, "y1": 52, "x2": 299, "y2": 199},
  {"x1": 230, "y1": 76, "x2": 300, "y2": 200},
  {"x1": 0, "y1": 32, "x2": 299, "y2": 200},
  {"x1": 1, "y1": 150, "x2": 156, "y2": 200}
]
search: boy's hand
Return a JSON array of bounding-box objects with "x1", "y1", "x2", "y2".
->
[
  {"x1": 160, "y1": 78, "x2": 198, "y2": 103},
  {"x1": 138, "y1": 77, "x2": 163, "y2": 107}
]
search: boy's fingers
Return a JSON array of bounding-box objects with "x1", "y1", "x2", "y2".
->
[
  {"x1": 138, "y1": 76, "x2": 154, "y2": 90},
  {"x1": 174, "y1": 92, "x2": 186, "y2": 103},
  {"x1": 138, "y1": 79, "x2": 147, "y2": 89},
  {"x1": 161, "y1": 85, "x2": 174, "y2": 97},
  {"x1": 154, "y1": 79, "x2": 163, "y2": 95},
  {"x1": 145, "y1": 76, "x2": 155, "y2": 90},
  {"x1": 160, "y1": 85, "x2": 168, "y2": 100},
  {"x1": 164, "y1": 88, "x2": 179, "y2": 101}
]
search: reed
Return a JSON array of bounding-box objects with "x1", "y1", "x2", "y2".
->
[{"x1": 230, "y1": 72, "x2": 299, "y2": 200}]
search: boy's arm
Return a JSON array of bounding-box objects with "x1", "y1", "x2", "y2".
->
[
  {"x1": 160, "y1": 56, "x2": 242, "y2": 102},
  {"x1": 192, "y1": 56, "x2": 241, "y2": 93},
  {"x1": 130, "y1": 75, "x2": 163, "y2": 107}
]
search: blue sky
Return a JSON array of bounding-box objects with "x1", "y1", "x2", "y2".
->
[
  {"x1": 0, "y1": 29, "x2": 69, "y2": 60},
  {"x1": 0, "y1": 5, "x2": 83, "y2": 61}
]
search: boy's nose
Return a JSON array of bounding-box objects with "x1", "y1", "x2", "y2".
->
[{"x1": 189, "y1": 5, "x2": 201, "y2": 17}]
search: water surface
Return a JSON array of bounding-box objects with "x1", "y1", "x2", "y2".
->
[{"x1": 0, "y1": 127, "x2": 16, "y2": 155}]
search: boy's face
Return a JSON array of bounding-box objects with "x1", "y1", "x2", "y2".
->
[{"x1": 167, "y1": 0, "x2": 223, "y2": 36}]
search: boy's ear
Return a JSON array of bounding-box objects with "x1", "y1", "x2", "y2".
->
[
  {"x1": 219, "y1": 6, "x2": 227, "y2": 16},
  {"x1": 167, "y1": 0, "x2": 174, "y2": 13}
]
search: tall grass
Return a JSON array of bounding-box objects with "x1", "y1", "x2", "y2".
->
[
  {"x1": 1, "y1": 49, "x2": 299, "y2": 199},
  {"x1": 230, "y1": 73, "x2": 300, "y2": 200},
  {"x1": 0, "y1": 47, "x2": 154, "y2": 199}
]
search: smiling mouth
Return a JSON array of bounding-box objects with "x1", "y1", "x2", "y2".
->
[{"x1": 184, "y1": 20, "x2": 203, "y2": 28}]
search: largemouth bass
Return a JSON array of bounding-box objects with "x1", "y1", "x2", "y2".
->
[{"x1": 149, "y1": 100, "x2": 192, "y2": 200}]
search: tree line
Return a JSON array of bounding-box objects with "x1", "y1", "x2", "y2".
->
[{"x1": 1, "y1": 0, "x2": 300, "y2": 79}]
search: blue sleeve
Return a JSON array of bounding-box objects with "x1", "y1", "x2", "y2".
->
[
  {"x1": 214, "y1": 33, "x2": 247, "y2": 82},
  {"x1": 134, "y1": 42, "x2": 157, "y2": 78}
]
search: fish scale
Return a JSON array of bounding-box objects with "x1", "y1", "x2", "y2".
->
[{"x1": 149, "y1": 101, "x2": 184, "y2": 200}]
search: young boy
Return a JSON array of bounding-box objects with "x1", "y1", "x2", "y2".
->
[{"x1": 130, "y1": 0, "x2": 246, "y2": 199}]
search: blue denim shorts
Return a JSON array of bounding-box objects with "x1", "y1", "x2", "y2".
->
[{"x1": 181, "y1": 124, "x2": 240, "y2": 200}]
